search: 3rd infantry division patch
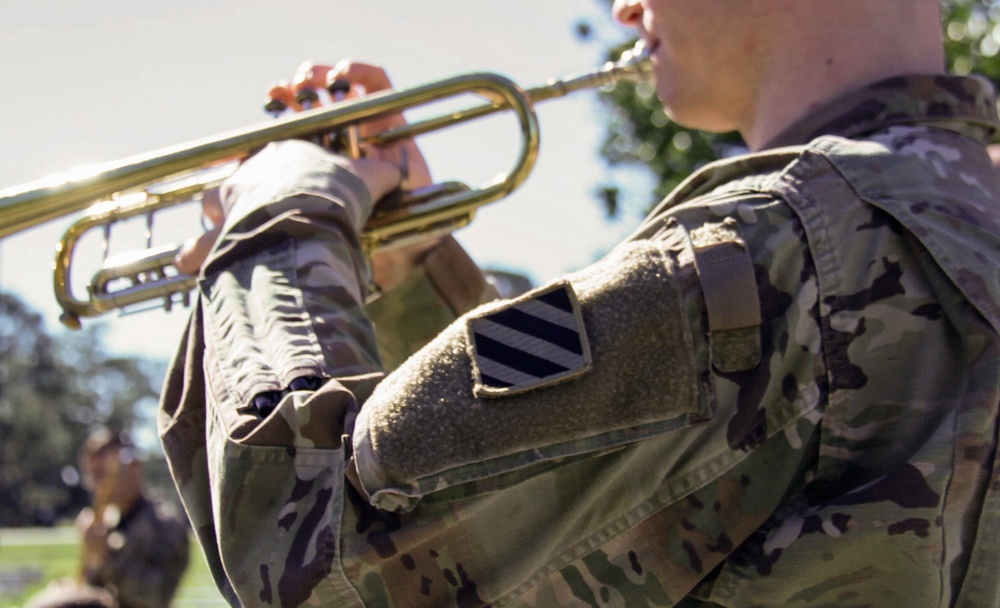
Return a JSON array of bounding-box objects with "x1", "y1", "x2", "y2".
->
[{"x1": 466, "y1": 281, "x2": 592, "y2": 397}]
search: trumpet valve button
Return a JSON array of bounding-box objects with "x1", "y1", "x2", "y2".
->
[
  {"x1": 327, "y1": 79, "x2": 351, "y2": 100},
  {"x1": 264, "y1": 98, "x2": 288, "y2": 117},
  {"x1": 295, "y1": 88, "x2": 320, "y2": 109}
]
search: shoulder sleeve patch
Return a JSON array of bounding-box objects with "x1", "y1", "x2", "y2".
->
[{"x1": 466, "y1": 281, "x2": 592, "y2": 397}]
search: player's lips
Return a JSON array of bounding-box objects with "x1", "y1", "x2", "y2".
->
[{"x1": 646, "y1": 39, "x2": 662, "y2": 59}]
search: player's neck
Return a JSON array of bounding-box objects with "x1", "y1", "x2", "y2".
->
[{"x1": 740, "y1": 10, "x2": 945, "y2": 150}]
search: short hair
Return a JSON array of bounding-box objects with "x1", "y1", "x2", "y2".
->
[{"x1": 81, "y1": 427, "x2": 133, "y2": 458}]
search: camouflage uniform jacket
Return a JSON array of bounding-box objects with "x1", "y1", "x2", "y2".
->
[
  {"x1": 159, "y1": 74, "x2": 1000, "y2": 607},
  {"x1": 84, "y1": 495, "x2": 190, "y2": 608}
]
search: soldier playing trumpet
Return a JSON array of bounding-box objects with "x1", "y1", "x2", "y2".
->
[{"x1": 160, "y1": 1, "x2": 1000, "y2": 606}]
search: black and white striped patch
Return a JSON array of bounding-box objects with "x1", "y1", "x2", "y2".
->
[{"x1": 467, "y1": 281, "x2": 591, "y2": 397}]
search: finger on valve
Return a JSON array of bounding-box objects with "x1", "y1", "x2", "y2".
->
[
  {"x1": 265, "y1": 80, "x2": 296, "y2": 116},
  {"x1": 326, "y1": 61, "x2": 407, "y2": 138}
]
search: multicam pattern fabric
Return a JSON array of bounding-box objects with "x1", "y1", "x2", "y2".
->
[
  {"x1": 83, "y1": 496, "x2": 190, "y2": 608},
  {"x1": 159, "y1": 74, "x2": 1000, "y2": 607}
]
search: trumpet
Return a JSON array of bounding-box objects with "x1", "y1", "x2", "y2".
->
[{"x1": 0, "y1": 44, "x2": 651, "y2": 329}]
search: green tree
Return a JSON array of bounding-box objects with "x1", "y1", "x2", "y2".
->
[
  {"x1": 586, "y1": 0, "x2": 1000, "y2": 217},
  {"x1": 0, "y1": 292, "x2": 167, "y2": 526}
]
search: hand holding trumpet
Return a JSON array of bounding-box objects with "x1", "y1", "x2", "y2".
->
[
  {"x1": 12, "y1": 44, "x2": 647, "y2": 327},
  {"x1": 175, "y1": 59, "x2": 442, "y2": 292}
]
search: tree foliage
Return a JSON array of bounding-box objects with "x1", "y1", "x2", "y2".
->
[
  {"x1": 588, "y1": 0, "x2": 1000, "y2": 217},
  {"x1": 0, "y1": 292, "x2": 167, "y2": 526}
]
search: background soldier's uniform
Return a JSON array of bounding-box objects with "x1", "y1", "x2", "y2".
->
[
  {"x1": 159, "y1": 74, "x2": 1000, "y2": 607},
  {"x1": 83, "y1": 496, "x2": 190, "y2": 608}
]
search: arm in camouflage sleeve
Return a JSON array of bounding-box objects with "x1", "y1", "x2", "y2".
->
[
  {"x1": 340, "y1": 204, "x2": 824, "y2": 604},
  {"x1": 159, "y1": 139, "x2": 501, "y2": 606},
  {"x1": 163, "y1": 68, "x2": 1000, "y2": 605},
  {"x1": 159, "y1": 139, "x2": 388, "y2": 606},
  {"x1": 366, "y1": 236, "x2": 500, "y2": 370},
  {"x1": 160, "y1": 139, "x2": 822, "y2": 606}
]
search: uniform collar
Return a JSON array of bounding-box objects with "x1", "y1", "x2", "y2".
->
[{"x1": 762, "y1": 74, "x2": 1000, "y2": 149}]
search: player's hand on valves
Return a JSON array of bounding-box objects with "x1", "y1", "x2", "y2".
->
[
  {"x1": 281, "y1": 60, "x2": 432, "y2": 190},
  {"x1": 277, "y1": 60, "x2": 443, "y2": 290},
  {"x1": 176, "y1": 60, "x2": 441, "y2": 291}
]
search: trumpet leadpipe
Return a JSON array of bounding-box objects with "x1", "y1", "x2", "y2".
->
[{"x1": 366, "y1": 42, "x2": 652, "y2": 148}]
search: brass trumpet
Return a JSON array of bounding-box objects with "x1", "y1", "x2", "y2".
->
[{"x1": 0, "y1": 44, "x2": 650, "y2": 329}]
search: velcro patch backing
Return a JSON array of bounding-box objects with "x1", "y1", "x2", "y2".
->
[{"x1": 467, "y1": 281, "x2": 591, "y2": 397}]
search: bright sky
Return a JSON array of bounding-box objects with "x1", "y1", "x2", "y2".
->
[{"x1": 0, "y1": 0, "x2": 651, "y2": 363}]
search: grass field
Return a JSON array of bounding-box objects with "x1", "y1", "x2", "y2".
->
[{"x1": 0, "y1": 526, "x2": 227, "y2": 607}]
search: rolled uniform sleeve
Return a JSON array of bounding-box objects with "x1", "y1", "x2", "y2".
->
[
  {"x1": 160, "y1": 140, "x2": 501, "y2": 606},
  {"x1": 160, "y1": 140, "x2": 386, "y2": 607}
]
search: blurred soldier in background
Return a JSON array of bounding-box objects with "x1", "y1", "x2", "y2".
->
[{"x1": 74, "y1": 428, "x2": 189, "y2": 608}]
